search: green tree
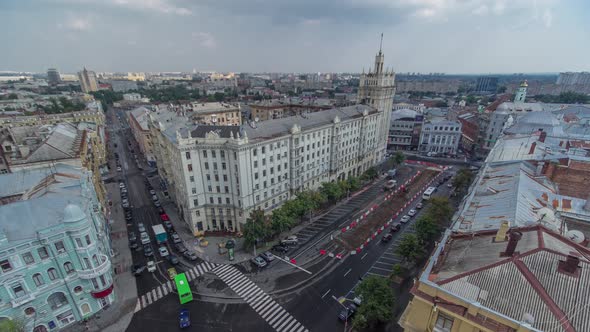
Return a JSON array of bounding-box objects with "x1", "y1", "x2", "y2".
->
[
  {"x1": 393, "y1": 151, "x2": 406, "y2": 165},
  {"x1": 282, "y1": 198, "x2": 307, "y2": 219},
  {"x1": 320, "y1": 182, "x2": 343, "y2": 203},
  {"x1": 297, "y1": 190, "x2": 326, "y2": 215},
  {"x1": 396, "y1": 234, "x2": 423, "y2": 263},
  {"x1": 270, "y1": 208, "x2": 295, "y2": 235},
  {"x1": 351, "y1": 275, "x2": 395, "y2": 330},
  {"x1": 427, "y1": 197, "x2": 453, "y2": 225},
  {"x1": 0, "y1": 318, "x2": 26, "y2": 332},
  {"x1": 347, "y1": 177, "x2": 361, "y2": 192},
  {"x1": 7, "y1": 93, "x2": 18, "y2": 100},
  {"x1": 390, "y1": 263, "x2": 406, "y2": 280},
  {"x1": 496, "y1": 86, "x2": 507, "y2": 94},
  {"x1": 452, "y1": 168, "x2": 474, "y2": 192},
  {"x1": 213, "y1": 92, "x2": 225, "y2": 102},
  {"x1": 242, "y1": 209, "x2": 269, "y2": 248},
  {"x1": 415, "y1": 214, "x2": 440, "y2": 244},
  {"x1": 361, "y1": 167, "x2": 378, "y2": 181}
]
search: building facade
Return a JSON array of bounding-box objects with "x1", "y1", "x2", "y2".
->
[
  {"x1": 46, "y1": 69, "x2": 61, "y2": 86},
  {"x1": 77, "y1": 69, "x2": 98, "y2": 94},
  {"x1": 0, "y1": 165, "x2": 114, "y2": 332},
  {"x1": 128, "y1": 107, "x2": 155, "y2": 167},
  {"x1": 419, "y1": 120, "x2": 462, "y2": 154},
  {"x1": 388, "y1": 109, "x2": 423, "y2": 151},
  {"x1": 475, "y1": 76, "x2": 498, "y2": 93}
]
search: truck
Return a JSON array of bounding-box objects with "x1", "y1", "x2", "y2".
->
[{"x1": 152, "y1": 224, "x2": 167, "y2": 244}]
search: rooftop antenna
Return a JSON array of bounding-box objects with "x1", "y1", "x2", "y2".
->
[{"x1": 379, "y1": 33, "x2": 383, "y2": 53}]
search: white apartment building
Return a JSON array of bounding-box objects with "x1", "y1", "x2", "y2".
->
[
  {"x1": 149, "y1": 49, "x2": 395, "y2": 235},
  {"x1": 419, "y1": 120, "x2": 462, "y2": 155}
]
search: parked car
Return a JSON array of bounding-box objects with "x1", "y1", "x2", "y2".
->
[
  {"x1": 147, "y1": 260, "x2": 156, "y2": 273},
  {"x1": 138, "y1": 223, "x2": 146, "y2": 233},
  {"x1": 261, "y1": 251, "x2": 275, "y2": 262},
  {"x1": 175, "y1": 243, "x2": 187, "y2": 253},
  {"x1": 251, "y1": 256, "x2": 268, "y2": 268},
  {"x1": 408, "y1": 209, "x2": 417, "y2": 217},
  {"x1": 158, "y1": 246, "x2": 170, "y2": 257},
  {"x1": 338, "y1": 304, "x2": 357, "y2": 321},
  {"x1": 157, "y1": 207, "x2": 166, "y2": 214},
  {"x1": 390, "y1": 223, "x2": 401, "y2": 233},
  {"x1": 171, "y1": 233, "x2": 182, "y2": 244},
  {"x1": 140, "y1": 232, "x2": 150, "y2": 244},
  {"x1": 119, "y1": 182, "x2": 125, "y2": 189},
  {"x1": 120, "y1": 187, "x2": 128, "y2": 194},
  {"x1": 447, "y1": 182, "x2": 453, "y2": 188},
  {"x1": 416, "y1": 202, "x2": 423, "y2": 209},
  {"x1": 179, "y1": 309, "x2": 191, "y2": 329},
  {"x1": 149, "y1": 189, "x2": 156, "y2": 195},
  {"x1": 281, "y1": 235, "x2": 298, "y2": 246},
  {"x1": 128, "y1": 232, "x2": 137, "y2": 242},
  {"x1": 353, "y1": 295, "x2": 363, "y2": 306},
  {"x1": 132, "y1": 264, "x2": 145, "y2": 276},
  {"x1": 117, "y1": 166, "x2": 122, "y2": 172},
  {"x1": 122, "y1": 199, "x2": 129, "y2": 208},
  {"x1": 381, "y1": 234, "x2": 393, "y2": 243},
  {"x1": 183, "y1": 251, "x2": 198, "y2": 261},
  {"x1": 160, "y1": 213, "x2": 170, "y2": 221},
  {"x1": 164, "y1": 220, "x2": 173, "y2": 230},
  {"x1": 167, "y1": 267, "x2": 177, "y2": 280},
  {"x1": 143, "y1": 245, "x2": 154, "y2": 257},
  {"x1": 272, "y1": 245, "x2": 289, "y2": 253},
  {"x1": 167, "y1": 254, "x2": 179, "y2": 265},
  {"x1": 400, "y1": 215, "x2": 411, "y2": 223},
  {"x1": 129, "y1": 240, "x2": 139, "y2": 250},
  {"x1": 154, "y1": 201, "x2": 161, "y2": 208},
  {"x1": 152, "y1": 194, "x2": 159, "y2": 201},
  {"x1": 125, "y1": 212, "x2": 133, "y2": 221}
]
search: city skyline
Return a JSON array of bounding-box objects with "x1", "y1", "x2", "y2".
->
[{"x1": 1, "y1": 0, "x2": 589, "y2": 74}]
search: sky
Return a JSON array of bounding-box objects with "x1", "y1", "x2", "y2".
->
[{"x1": 0, "y1": 0, "x2": 589, "y2": 74}]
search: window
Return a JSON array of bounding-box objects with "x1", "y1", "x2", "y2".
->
[
  {"x1": 226, "y1": 198, "x2": 230, "y2": 204},
  {"x1": 208, "y1": 185, "x2": 212, "y2": 192},
  {"x1": 204, "y1": 162, "x2": 209, "y2": 170},
  {"x1": 217, "y1": 197, "x2": 222, "y2": 204},
  {"x1": 190, "y1": 176, "x2": 195, "y2": 182},
  {"x1": 434, "y1": 313, "x2": 454, "y2": 332},
  {"x1": 33, "y1": 273, "x2": 45, "y2": 287},
  {"x1": 214, "y1": 174, "x2": 219, "y2": 181},
  {"x1": 206, "y1": 174, "x2": 211, "y2": 181},
  {"x1": 85, "y1": 235, "x2": 91, "y2": 246},
  {"x1": 225, "y1": 186, "x2": 229, "y2": 193},
  {"x1": 75, "y1": 238, "x2": 83, "y2": 248},
  {"x1": 187, "y1": 164, "x2": 193, "y2": 172},
  {"x1": 64, "y1": 262, "x2": 74, "y2": 275},
  {"x1": 185, "y1": 151, "x2": 191, "y2": 159},
  {"x1": 222, "y1": 163, "x2": 226, "y2": 170},
  {"x1": 193, "y1": 199, "x2": 198, "y2": 206},
  {"x1": 74, "y1": 286, "x2": 83, "y2": 294},
  {"x1": 262, "y1": 146, "x2": 266, "y2": 154},
  {"x1": 12, "y1": 284, "x2": 26, "y2": 297},
  {"x1": 253, "y1": 148, "x2": 257, "y2": 156},
  {"x1": 47, "y1": 268, "x2": 59, "y2": 281},
  {"x1": 216, "y1": 186, "x2": 220, "y2": 193},
  {"x1": 24, "y1": 307, "x2": 35, "y2": 316},
  {"x1": 22, "y1": 252, "x2": 34, "y2": 265},
  {"x1": 192, "y1": 188, "x2": 197, "y2": 194},
  {"x1": 220, "y1": 151, "x2": 225, "y2": 158},
  {"x1": 55, "y1": 241, "x2": 65, "y2": 252},
  {"x1": 56, "y1": 309, "x2": 75, "y2": 325},
  {"x1": 203, "y1": 150, "x2": 207, "y2": 158},
  {"x1": 83, "y1": 258, "x2": 91, "y2": 269},
  {"x1": 223, "y1": 174, "x2": 228, "y2": 181},
  {"x1": 254, "y1": 172, "x2": 259, "y2": 180},
  {"x1": 209, "y1": 197, "x2": 214, "y2": 204},
  {"x1": 195, "y1": 210, "x2": 200, "y2": 217},
  {"x1": 1, "y1": 259, "x2": 12, "y2": 273},
  {"x1": 211, "y1": 150, "x2": 216, "y2": 158}
]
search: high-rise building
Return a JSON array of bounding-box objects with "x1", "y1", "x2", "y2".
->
[
  {"x1": 77, "y1": 68, "x2": 99, "y2": 93},
  {"x1": 475, "y1": 76, "x2": 498, "y2": 93},
  {"x1": 46, "y1": 68, "x2": 61, "y2": 85},
  {"x1": 556, "y1": 71, "x2": 590, "y2": 85}
]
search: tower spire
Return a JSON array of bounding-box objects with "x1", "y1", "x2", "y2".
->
[{"x1": 379, "y1": 33, "x2": 383, "y2": 54}]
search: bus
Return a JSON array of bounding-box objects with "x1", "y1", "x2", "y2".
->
[
  {"x1": 174, "y1": 273, "x2": 193, "y2": 304},
  {"x1": 422, "y1": 187, "x2": 436, "y2": 200}
]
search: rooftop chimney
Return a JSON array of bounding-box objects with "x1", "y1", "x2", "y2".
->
[
  {"x1": 528, "y1": 142, "x2": 537, "y2": 155},
  {"x1": 495, "y1": 221, "x2": 510, "y2": 242},
  {"x1": 558, "y1": 254, "x2": 581, "y2": 277},
  {"x1": 501, "y1": 231, "x2": 522, "y2": 257},
  {"x1": 539, "y1": 130, "x2": 547, "y2": 143}
]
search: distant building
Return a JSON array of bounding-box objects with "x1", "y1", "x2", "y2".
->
[
  {"x1": 419, "y1": 120, "x2": 462, "y2": 155},
  {"x1": 109, "y1": 80, "x2": 138, "y2": 93},
  {"x1": 475, "y1": 76, "x2": 498, "y2": 93},
  {"x1": 128, "y1": 107, "x2": 155, "y2": 167},
  {"x1": 557, "y1": 71, "x2": 590, "y2": 85},
  {"x1": 154, "y1": 102, "x2": 241, "y2": 126},
  {"x1": 0, "y1": 164, "x2": 115, "y2": 332},
  {"x1": 388, "y1": 108, "x2": 423, "y2": 151},
  {"x1": 456, "y1": 112, "x2": 479, "y2": 152},
  {"x1": 77, "y1": 68, "x2": 99, "y2": 93},
  {"x1": 249, "y1": 98, "x2": 335, "y2": 121},
  {"x1": 514, "y1": 80, "x2": 528, "y2": 103},
  {"x1": 46, "y1": 68, "x2": 61, "y2": 85},
  {"x1": 122, "y1": 93, "x2": 142, "y2": 101}
]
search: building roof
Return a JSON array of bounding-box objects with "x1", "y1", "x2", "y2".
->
[
  {"x1": 427, "y1": 225, "x2": 590, "y2": 332},
  {"x1": 453, "y1": 161, "x2": 558, "y2": 233},
  {"x1": 391, "y1": 108, "x2": 419, "y2": 121},
  {"x1": 0, "y1": 164, "x2": 89, "y2": 242},
  {"x1": 130, "y1": 106, "x2": 150, "y2": 131}
]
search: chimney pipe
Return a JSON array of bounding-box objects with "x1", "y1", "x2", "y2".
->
[
  {"x1": 561, "y1": 254, "x2": 581, "y2": 275},
  {"x1": 528, "y1": 142, "x2": 537, "y2": 155},
  {"x1": 539, "y1": 131, "x2": 547, "y2": 143},
  {"x1": 502, "y1": 231, "x2": 522, "y2": 257}
]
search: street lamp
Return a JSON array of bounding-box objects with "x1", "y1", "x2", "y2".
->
[{"x1": 332, "y1": 295, "x2": 350, "y2": 332}]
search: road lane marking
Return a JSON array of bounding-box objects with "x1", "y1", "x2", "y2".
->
[
  {"x1": 361, "y1": 252, "x2": 368, "y2": 260},
  {"x1": 321, "y1": 289, "x2": 331, "y2": 299},
  {"x1": 344, "y1": 268, "x2": 352, "y2": 277}
]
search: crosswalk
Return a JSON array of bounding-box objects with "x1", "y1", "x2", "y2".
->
[
  {"x1": 134, "y1": 261, "x2": 217, "y2": 312},
  {"x1": 212, "y1": 265, "x2": 309, "y2": 332}
]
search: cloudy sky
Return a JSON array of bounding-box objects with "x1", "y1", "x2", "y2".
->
[{"x1": 0, "y1": 0, "x2": 588, "y2": 74}]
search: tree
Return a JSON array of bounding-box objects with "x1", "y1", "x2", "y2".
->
[
  {"x1": 393, "y1": 151, "x2": 406, "y2": 165},
  {"x1": 415, "y1": 214, "x2": 440, "y2": 244},
  {"x1": 0, "y1": 318, "x2": 26, "y2": 332},
  {"x1": 281, "y1": 198, "x2": 307, "y2": 219},
  {"x1": 320, "y1": 182, "x2": 343, "y2": 203},
  {"x1": 361, "y1": 167, "x2": 378, "y2": 181},
  {"x1": 452, "y1": 168, "x2": 474, "y2": 192},
  {"x1": 351, "y1": 275, "x2": 395, "y2": 330},
  {"x1": 297, "y1": 190, "x2": 325, "y2": 214},
  {"x1": 496, "y1": 86, "x2": 507, "y2": 94},
  {"x1": 390, "y1": 263, "x2": 406, "y2": 280},
  {"x1": 427, "y1": 197, "x2": 453, "y2": 226},
  {"x1": 242, "y1": 209, "x2": 269, "y2": 248},
  {"x1": 270, "y1": 208, "x2": 294, "y2": 235},
  {"x1": 396, "y1": 234, "x2": 423, "y2": 263},
  {"x1": 347, "y1": 177, "x2": 361, "y2": 192}
]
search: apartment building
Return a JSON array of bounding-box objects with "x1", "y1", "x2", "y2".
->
[
  {"x1": 154, "y1": 102, "x2": 241, "y2": 126},
  {"x1": 419, "y1": 120, "x2": 462, "y2": 155},
  {"x1": 0, "y1": 165, "x2": 114, "y2": 332}
]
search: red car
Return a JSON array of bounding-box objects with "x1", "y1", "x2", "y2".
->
[{"x1": 160, "y1": 214, "x2": 170, "y2": 221}]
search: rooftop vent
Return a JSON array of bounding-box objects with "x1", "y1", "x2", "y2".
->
[
  {"x1": 501, "y1": 231, "x2": 522, "y2": 257},
  {"x1": 558, "y1": 253, "x2": 581, "y2": 277}
]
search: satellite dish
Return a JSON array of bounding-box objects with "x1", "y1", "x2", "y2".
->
[
  {"x1": 537, "y1": 207, "x2": 559, "y2": 230},
  {"x1": 566, "y1": 230, "x2": 585, "y2": 244}
]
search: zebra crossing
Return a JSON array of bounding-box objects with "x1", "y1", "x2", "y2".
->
[
  {"x1": 212, "y1": 265, "x2": 309, "y2": 332},
  {"x1": 134, "y1": 261, "x2": 217, "y2": 312}
]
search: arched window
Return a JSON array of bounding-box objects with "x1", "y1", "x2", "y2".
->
[
  {"x1": 80, "y1": 303, "x2": 91, "y2": 315},
  {"x1": 73, "y1": 286, "x2": 83, "y2": 294},
  {"x1": 47, "y1": 268, "x2": 58, "y2": 281},
  {"x1": 24, "y1": 307, "x2": 35, "y2": 316},
  {"x1": 92, "y1": 255, "x2": 99, "y2": 267},
  {"x1": 33, "y1": 326, "x2": 48, "y2": 332},
  {"x1": 63, "y1": 262, "x2": 74, "y2": 275},
  {"x1": 47, "y1": 292, "x2": 68, "y2": 310},
  {"x1": 33, "y1": 273, "x2": 45, "y2": 287}
]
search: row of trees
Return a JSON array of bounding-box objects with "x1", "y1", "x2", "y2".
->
[
  {"x1": 351, "y1": 275, "x2": 395, "y2": 330},
  {"x1": 90, "y1": 90, "x2": 123, "y2": 110},
  {"x1": 38, "y1": 96, "x2": 86, "y2": 114},
  {"x1": 534, "y1": 91, "x2": 589, "y2": 104},
  {"x1": 242, "y1": 167, "x2": 382, "y2": 249}
]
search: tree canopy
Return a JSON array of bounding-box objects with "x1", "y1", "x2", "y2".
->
[
  {"x1": 242, "y1": 209, "x2": 269, "y2": 248},
  {"x1": 352, "y1": 275, "x2": 395, "y2": 330},
  {"x1": 396, "y1": 233, "x2": 423, "y2": 263},
  {"x1": 452, "y1": 168, "x2": 474, "y2": 192}
]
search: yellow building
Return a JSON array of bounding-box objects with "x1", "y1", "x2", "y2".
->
[{"x1": 399, "y1": 224, "x2": 589, "y2": 332}]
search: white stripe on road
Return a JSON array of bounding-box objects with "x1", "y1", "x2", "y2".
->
[
  {"x1": 344, "y1": 268, "x2": 352, "y2": 277},
  {"x1": 361, "y1": 252, "x2": 369, "y2": 260},
  {"x1": 321, "y1": 289, "x2": 331, "y2": 299}
]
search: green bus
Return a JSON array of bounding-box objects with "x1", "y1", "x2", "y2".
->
[{"x1": 174, "y1": 273, "x2": 193, "y2": 304}]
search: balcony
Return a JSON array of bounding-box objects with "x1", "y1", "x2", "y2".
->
[
  {"x1": 77, "y1": 254, "x2": 111, "y2": 279},
  {"x1": 91, "y1": 282, "x2": 114, "y2": 299},
  {"x1": 11, "y1": 293, "x2": 36, "y2": 308}
]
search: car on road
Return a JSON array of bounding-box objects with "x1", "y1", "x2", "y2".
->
[
  {"x1": 390, "y1": 223, "x2": 401, "y2": 233},
  {"x1": 175, "y1": 243, "x2": 187, "y2": 254},
  {"x1": 381, "y1": 233, "x2": 393, "y2": 243},
  {"x1": 117, "y1": 166, "x2": 122, "y2": 172},
  {"x1": 164, "y1": 221, "x2": 173, "y2": 230},
  {"x1": 171, "y1": 233, "x2": 182, "y2": 244},
  {"x1": 132, "y1": 264, "x2": 145, "y2": 276},
  {"x1": 400, "y1": 215, "x2": 411, "y2": 223},
  {"x1": 119, "y1": 182, "x2": 125, "y2": 189},
  {"x1": 138, "y1": 223, "x2": 146, "y2": 233},
  {"x1": 261, "y1": 251, "x2": 275, "y2": 262},
  {"x1": 152, "y1": 194, "x2": 159, "y2": 201},
  {"x1": 179, "y1": 308, "x2": 191, "y2": 329},
  {"x1": 140, "y1": 232, "x2": 150, "y2": 244},
  {"x1": 416, "y1": 202, "x2": 423, "y2": 209},
  {"x1": 167, "y1": 267, "x2": 177, "y2": 280},
  {"x1": 408, "y1": 209, "x2": 417, "y2": 217},
  {"x1": 338, "y1": 304, "x2": 357, "y2": 322},
  {"x1": 447, "y1": 182, "x2": 453, "y2": 188},
  {"x1": 158, "y1": 246, "x2": 170, "y2": 257},
  {"x1": 147, "y1": 260, "x2": 156, "y2": 272},
  {"x1": 167, "y1": 254, "x2": 180, "y2": 265},
  {"x1": 183, "y1": 251, "x2": 198, "y2": 261},
  {"x1": 160, "y1": 213, "x2": 170, "y2": 221},
  {"x1": 129, "y1": 240, "x2": 139, "y2": 250},
  {"x1": 128, "y1": 232, "x2": 137, "y2": 242},
  {"x1": 143, "y1": 245, "x2": 154, "y2": 257},
  {"x1": 280, "y1": 235, "x2": 298, "y2": 246},
  {"x1": 272, "y1": 245, "x2": 289, "y2": 253},
  {"x1": 251, "y1": 256, "x2": 268, "y2": 268},
  {"x1": 154, "y1": 201, "x2": 161, "y2": 208},
  {"x1": 149, "y1": 189, "x2": 156, "y2": 195},
  {"x1": 122, "y1": 199, "x2": 129, "y2": 208}
]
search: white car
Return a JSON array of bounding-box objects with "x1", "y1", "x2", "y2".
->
[
  {"x1": 408, "y1": 209, "x2": 417, "y2": 217},
  {"x1": 140, "y1": 232, "x2": 150, "y2": 244},
  {"x1": 119, "y1": 182, "x2": 126, "y2": 189},
  {"x1": 117, "y1": 166, "x2": 122, "y2": 172},
  {"x1": 158, "y1": 246, "x2": 169, "y2": 257},
  {"x1": 171, "y1": 233, "x2": 182, "y2": 244},
  {"x1": 138, "y1": 223, "x2": 146, "y2": 233},
  {"x1": 147, "y1": 260, "x2": 156, "y2": 272},
  {"x1": 122, "y1": 199, "x2": 129, "y2": 208},
  {"x1": 400, "y1": 215, "x2": 411, "y2": 223},
  {"x1": 447, "y1": 182, "x2": 453, "y2": 188},
  {"x1": 149, "y1": 189, "x2": 156, "y2": 195}
]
